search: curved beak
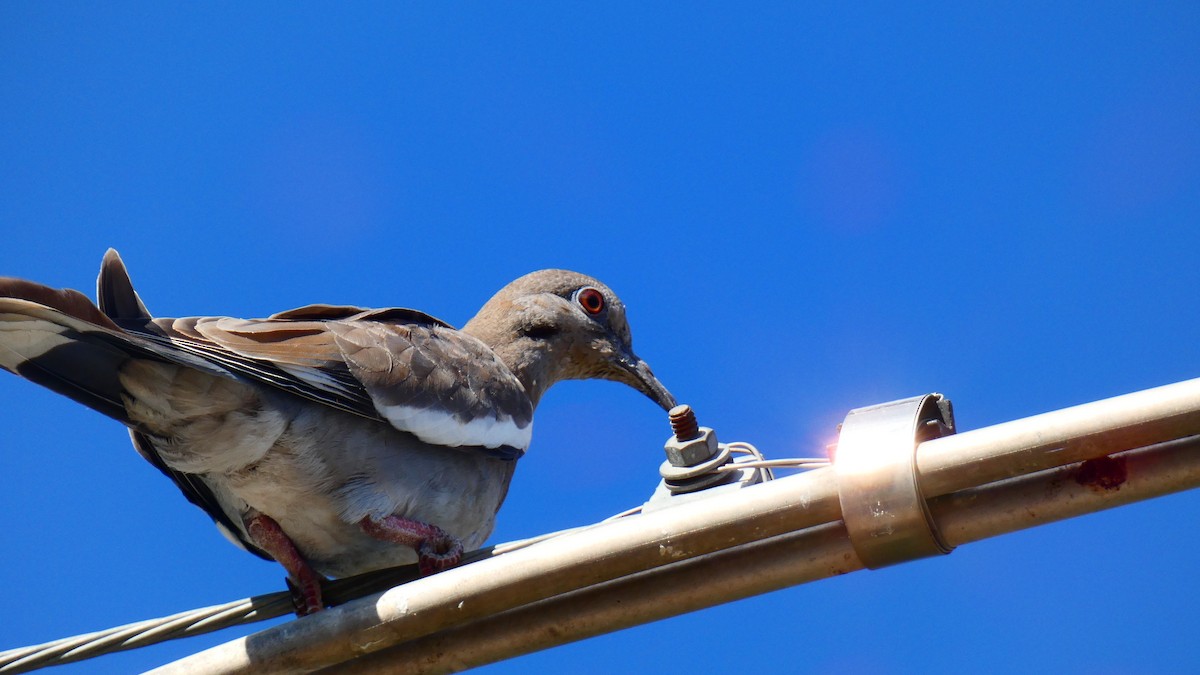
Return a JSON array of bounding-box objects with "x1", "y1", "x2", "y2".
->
[{"x1": 617, "y1": 352, "x2": 677, "y2": 411}]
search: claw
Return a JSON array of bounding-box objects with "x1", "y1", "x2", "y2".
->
[
  {"x1": 246, "y1": 512, "x2": 326, "y2": 615},
  {"x1": 417, "y1": 537, "x2": 464, "y2": 575},
  {"x1": 360, "y1": 515, "x2": 464, "y2": 576},
  {"x1": 285, "y1": 576, "x2": 325, "y2": 616}
]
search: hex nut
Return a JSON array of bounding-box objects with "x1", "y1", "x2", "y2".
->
[{"x1": 664, "y1": 427, "x2": 719, "y2": 466}]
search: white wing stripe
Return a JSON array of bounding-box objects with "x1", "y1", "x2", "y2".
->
[{"x1": 380, "y1": 403, "x2": 532, "y2": 450}]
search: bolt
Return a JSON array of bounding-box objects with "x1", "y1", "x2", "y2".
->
[
  {"x1": 669, "y1": 404, "x2": 700, "y2": 440},
  {"x1": 664, "y1": 403, "x2": 718, "y2": 467}
]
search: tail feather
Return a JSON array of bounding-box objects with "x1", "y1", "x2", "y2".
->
[
  {"x1": 97, "y1": 248, "x2": 151, "y2": 322},
  {"x1": 0, "y1": 264, "x2": 222, "y2": 429},
  {"x1": 0, "y1": 287, "x2": 233, "y2": 428},
  {"x1": 1, "y1": 253, "x2": 268, "y2": 560},
  {"x1": 0, "y1": 297, "x2": 138, "y2": 423},
  {"x1": 0, "y1": 277, "x2": 121, "y2": 330},
  {"x1": 0, "y1": 289, "x2": 216, "y2": 426}
]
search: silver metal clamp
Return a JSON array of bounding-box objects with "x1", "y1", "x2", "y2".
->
[{"x1": 834, "y1": 393, "x2": 956, "y2": 569}]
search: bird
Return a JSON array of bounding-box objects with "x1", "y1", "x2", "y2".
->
[{"x1": 0, "y1": 250, "x2": 675, "y2": 614}]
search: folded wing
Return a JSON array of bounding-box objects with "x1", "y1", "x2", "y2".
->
[{"x1": 2, "y1": 254, "x2": 535, "y2": 462}]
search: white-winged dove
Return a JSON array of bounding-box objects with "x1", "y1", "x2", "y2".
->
[{"x1": 0, "y1": 250, "x2": 675, "y2": 614}]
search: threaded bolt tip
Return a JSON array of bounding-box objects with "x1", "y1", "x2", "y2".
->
[{"x1": 669, "y1": 404, "x2": 700, "y2": 439}]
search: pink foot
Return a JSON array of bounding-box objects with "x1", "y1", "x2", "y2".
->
[
  {"x1": 359, "y1": 515, "x2": 464, "y2": 575},
  {"x1": 245, "y1": 513, "x2": 326, "y2": 615}
]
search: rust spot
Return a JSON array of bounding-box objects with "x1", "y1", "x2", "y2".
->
[{"x1": 1075, "y1": 455, "x2": 1127, "y2": 492}]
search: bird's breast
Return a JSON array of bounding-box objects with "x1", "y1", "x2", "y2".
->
[{"x1": 206, "y1": 398, "x2": 519, "y2": 578}]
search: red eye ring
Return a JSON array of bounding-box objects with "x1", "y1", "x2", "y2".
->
[{"x1": 575, "y1": 287, "x2": 605, "y2": 315}]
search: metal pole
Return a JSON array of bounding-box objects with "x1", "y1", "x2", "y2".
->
[
  {"x1": 150, "y1": 469, "x2": 844, "y2": 674},
  {"x1": 916, "y1": 377, "x2": 1200, "y2": 495},
  {"x1": 151, "y1": 377, "x2": 1200, "y2": 675},
  {"x1": 323, "y1": 436, "x2": 1200, "y2": 674},
  {"x1": 329, "y1": 526, "x2": 860, "y2": 675}
]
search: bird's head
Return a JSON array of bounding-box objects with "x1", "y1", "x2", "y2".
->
[{"x1": 463, "y1": 270, "x2": 676, "y2": 411}]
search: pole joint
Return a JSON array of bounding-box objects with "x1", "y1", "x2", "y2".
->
[{"x1": 834, "y1": 393, "x2": 956, "y2": 568}]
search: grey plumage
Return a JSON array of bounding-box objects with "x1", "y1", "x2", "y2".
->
[{"x1": 0, "y1": 250, "x2": 674, "y2": 613}]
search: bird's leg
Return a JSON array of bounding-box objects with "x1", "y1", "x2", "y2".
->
[
  {"x1": 359, "y1": 515, "x2": 464, "y2": 575},
  {"x1": 245, "y1": 512, "x2": 326, "y2": 616}
]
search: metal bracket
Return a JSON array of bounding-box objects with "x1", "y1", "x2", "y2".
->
[{"x1": 834, "y1": 393, "x2": 956, "y2": 569}]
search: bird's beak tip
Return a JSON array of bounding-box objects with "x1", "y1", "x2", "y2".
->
[
  {"x1": 627, "y1": 356, "x2": 676, "y2": 411},
  {"x1": 655, "y1": 391, "x2": 678, "y2": 411}
]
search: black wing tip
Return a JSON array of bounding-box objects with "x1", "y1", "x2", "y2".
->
[{"x1": 480, "y1": 444, "x2": 525, "y2": 461}]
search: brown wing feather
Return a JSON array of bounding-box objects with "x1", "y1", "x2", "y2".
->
[
  {"x1": 93, "y1": 250, "x2": 530, "y2": 450},
  {"x1": 119, "y1": 313, "x2": 533, "y2": 446},
  {"x1": 0, "y1": 277, "x2": 120, "y2": 330}
]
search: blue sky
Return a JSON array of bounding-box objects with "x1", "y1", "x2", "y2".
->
[{"x1": 2, "y1": 3, "x2": 1199, "y2": 673}]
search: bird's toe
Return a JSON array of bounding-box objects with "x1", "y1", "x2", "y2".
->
[{"x1": 417, "y1": 536, "x2": 464, "y2": 575}]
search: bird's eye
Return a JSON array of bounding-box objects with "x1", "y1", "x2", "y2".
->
[{"x1": 575, "y1": 287, "x2": 606, "y2": 315}]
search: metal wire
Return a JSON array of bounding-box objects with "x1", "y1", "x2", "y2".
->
[
  {"x1": 0, "y1": 443, "x2": 824, "y2": 674},
  {"x1": 716, "y1": 457, "x2": 830, "y2": 472},
  {"x1": 725, "y1": 441, "x2": 831, "y2": 479},
  {"x1": 0, "y1": 539, "x2": 551, "y2": 674},
  {"x1": 0, "y1": 595, "x2": 293, "y2": 673}
]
